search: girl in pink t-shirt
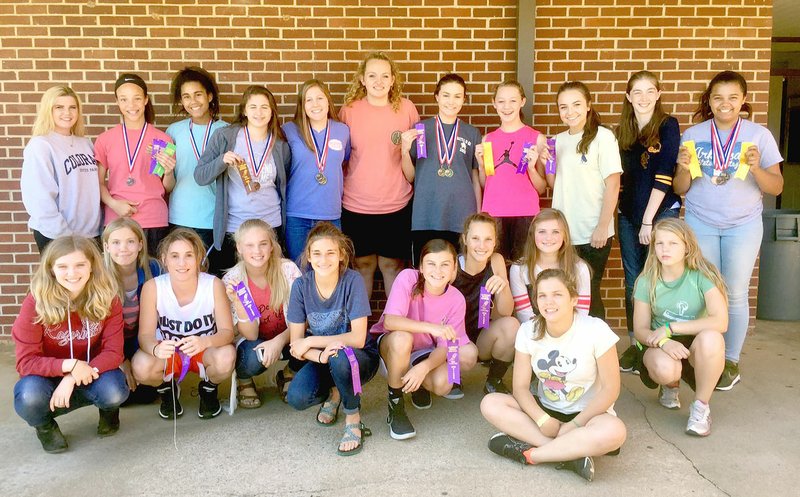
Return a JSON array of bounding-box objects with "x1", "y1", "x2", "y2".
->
[
  {"x1": 222, "y1": 219, "x2": 301, "y2": 409},
  {"x1": 478, "y1": 80, "x2": 548, "y2": 261},
  {"x1": 339, "y1": 51, "x2": 420, "y2": 300},
  {"x1": 370, "y1": 239, "x2": 478, "y2": 440},
  {"x1": 95, "y1": 74, "x2": 176, "y2": 256}
]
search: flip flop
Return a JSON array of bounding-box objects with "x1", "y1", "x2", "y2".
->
[
  {"x1": 337, "y1": 422, "x2": 371, "y2": 457},
  {"x1": 316, "y1": 397, "x2": 341, "y2": 426},
  {"x1": 237, "y1": 380, "x2": 261, "y2": 409}
]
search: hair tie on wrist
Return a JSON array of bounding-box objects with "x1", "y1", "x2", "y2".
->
[
  {"x1": 642, "y1": 223, "x2": 652, "y2": 226},
  {"x1": 318, "y1": 350, "x2": 324, "y2": 363},
  {"x1": 69, "y1": 360, "x2": 77, "y2": 373}
]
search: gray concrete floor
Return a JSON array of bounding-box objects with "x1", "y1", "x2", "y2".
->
[{"x1": 1, "y1": 320, "x2": 798, "y2": 497}]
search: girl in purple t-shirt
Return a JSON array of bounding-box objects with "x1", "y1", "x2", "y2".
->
[
  {"x1": 477, "y1": 80, "x2": 548, "y2": 260},
  {"x1": 371, "y1": 239, "x2": 478, "y2": 441}
]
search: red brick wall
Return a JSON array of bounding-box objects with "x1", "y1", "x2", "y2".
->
[{"x1": 0, "y1": 0, "x2": 772, "y2": 336}]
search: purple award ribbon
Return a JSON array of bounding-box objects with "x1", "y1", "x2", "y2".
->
[
  {"x1": 177, "y1": 349, "x2": 190, "y2": 383},
  {"x1": 478, "y1": 285, "x2": 491, "y2": 329},
  {"x1": 233, "y1": 280, "x2": 261, "y2": 322},
  {"x1": 150, "y1": 139, "x2": 166, "y2": 177},
  {"x1": 516, "y1": 141, "x2": 534, "y2": 174},
  {"x1": 415, "y1": 123, "x2": 427, "y2": 158},
  {"x1": 545, "y1": 137, "x2": 557, "y2": 175},
  {"x1": 446, "y1": 339, "x2": 460, "y2": 384},
  {"x1": 343, "y1": 347, "x2": 362, "y2": 395}
]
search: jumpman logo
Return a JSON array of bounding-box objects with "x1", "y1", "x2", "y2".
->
[{"x1": 497, "y1": 141, "x2": 517, "y2": 168}]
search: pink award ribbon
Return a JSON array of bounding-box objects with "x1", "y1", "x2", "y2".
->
[
  {"x1": 189, "y1": 120, "x2": 214, "y2": 161},
  {"x1": 233, "y1": 280, "x2": 261, "y2": 322},
  {"x1": 478, "y1": 285, "x2": 491, "y2": 329},
  {"x1": 343, "y1": 347, "x2": 362, "y2": 395},
  {"x1": 446, "y1": 339, "x2": 460, "y2": 384},
  {"x1": 545, "y1": 137, "x2": 557, "y2": 175},
  {"x1": 710, "y1": 117, "x2": 742, "y2": 174},
  {"x1": 516, "y1": 141, "x2": 534, "y2": 174},
  {"x1": 415, "y1": 123, "x2": 427, "y2": 158}
]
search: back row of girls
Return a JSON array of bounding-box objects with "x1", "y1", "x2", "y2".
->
[{"x1": 21, "y1": 57, "x2": 781, "y2": 397}]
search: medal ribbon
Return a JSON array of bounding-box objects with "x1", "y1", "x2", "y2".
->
[
  {"x1": 244, "y1": 127, "x2": 274, "y2": 179},
  {"x1": 710, "y1": 117, "x2": 742, "y2": 173},
  {"x1": 189, "y1": 120, "x2": 214, "y2": 161},
  {"x1": 310, "y1": 121, "x2": 331, "y2": 177},
  {"x1": 435, "y1": 116, "x2": 459, "y2": 166},
  {"x1": 122, "y1": 122, "x2": 148, "y2": 177}
]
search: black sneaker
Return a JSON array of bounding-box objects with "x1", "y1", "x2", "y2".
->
[
  {"x1": 556, "y1": 456, "x2": 595, "y2": 482},
  {"x1": 35, "y1": 419, "x2": 68, "y2": 454},
  {"x1": 198, "y1": 380, "x2": 222, "y2": 419},
  {"x1": 488, "y1": 433, "x2": 532, "y2": 464},
  {"x1": 411, "y1": 387, "x2": 432, "y2": 410},
  {"x1": 638, "y1": 364, "x2": 658, "y2": 390},
  {"x1": 97, "y1": 408, "x2": 120, "y2": 437},
  {"x1": 484, "y1": 377, "x2": 510, "y2": 394},
  {"x1": 618, "y1": 344, "x2": 640, "y2": 374},
  {"x1": 157, "y1": 381, "x2": 184, "y2": 419},
  {"x1": 387, "y1": 397, "x2": 416, "y2": 440},
  {"x1": 443, "y1": 383, "x2": 464, "y2": 400}
]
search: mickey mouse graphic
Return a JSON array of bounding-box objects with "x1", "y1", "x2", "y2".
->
[{"x1": 537, "y1": 349, "x2": 584, "y2": 403}]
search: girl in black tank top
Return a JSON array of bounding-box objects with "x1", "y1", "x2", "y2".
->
[{"x1": 451, "y1": 213, "x2": 521, "y2": 395}]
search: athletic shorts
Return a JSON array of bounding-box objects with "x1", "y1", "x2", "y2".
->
[
  {"x1": 164, "y1": 350, "x2": 206, "y2": 381},
  {"x1": 341, "y1": 203, "x2": 411, "y2": 259},
  {"x1": 376, "y1": 333, "x2": 434, "y2": 377}
]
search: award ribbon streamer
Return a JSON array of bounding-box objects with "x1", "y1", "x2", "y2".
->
[
  {"x1": 545, "y1": 137, "x2": 557, "y2": 175},
  {"x1": 189, "y1": 120, "x2": 214, "y2": 161},
  {"x1": 343, "y1": 347, "x2": 362, "y2": 395},
  {"x1": 446, "y1": 339, "x2": 460, "y2": 384},
  {"x1": 711, "y1": 117, "x2": 742, "y2": 174},
  {"x1": 735, "y1": 141, "x2": 753, "y2": 180},
  {"x1": 435, "y1": 116, "x2": 459, "y2": 166},
  {"x1": 516, "y1": 141, "x2": 534, "y2": 174},
  {"x1": 415, "y1": 123, "x2": 427, "y2": 158},
  {"x1": 244, "y1": 127, "x2": 274, "y2": 180},
  {"x1": 682, "y1": 140, "x2": 702, "y2": 179},
  {"x1": 310, "y1": 121, "x2": 331, "y2": 177},
  {"x1": 483, "y1": 141, "x2": 495, "y2": 176},
  {"x1": 478, "y1": 285, "x2": 491, "y2": 329},
  {"x1": 233, "y1": 280, "x2": 261, "y2": 322}
]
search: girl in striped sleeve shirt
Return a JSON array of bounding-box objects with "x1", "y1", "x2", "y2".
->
[{"x1": 510, "y1": 208, "x2": 591, "y2": 322}]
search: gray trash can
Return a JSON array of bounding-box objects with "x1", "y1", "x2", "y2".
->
[{"x1": 757, "y1": 209, "x2": 800, "y2": 321}]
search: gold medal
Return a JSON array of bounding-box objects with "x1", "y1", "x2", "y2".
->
[{"x1": 315, "y1": 172, "x2": 327, "y2": 185}]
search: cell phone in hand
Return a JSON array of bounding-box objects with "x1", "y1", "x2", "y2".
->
[{"x1": 256, "y1": 347, "x2": 265, "y2": 363}]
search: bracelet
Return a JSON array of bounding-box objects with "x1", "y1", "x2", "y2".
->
[
  {"x1": 535, "y1": 413, "x2": 551, "y2": 428},
  {"x1": 664, "y1": 322, "x2": 672, "y2": 338},
  {"x1": 657, "y1": 337, "x2": 670, "y2": 348},
  {"x1": 69, "y1": 360, "x2": 77, "y2": 373},
  {"x1": 318, "y1": 350, "x2": 324, "y2": 363},
  {"x1": 152, "y1": 341, "x2": 161, "y2": 356},
  {"x1": 572, "y1": 418, "x2": 582, "y2": 428},
  {"x1": 641, "y1": 222, "x2": 652, "y2": 226}
]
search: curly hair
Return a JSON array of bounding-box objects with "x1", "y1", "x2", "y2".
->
[{"x1": 342, "y1": 51, "x2": 404, "y2": 112}]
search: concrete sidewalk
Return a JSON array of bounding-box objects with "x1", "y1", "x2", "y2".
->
[{"x1": 1, "y1": 321, "x2": 797, "y2": 497}]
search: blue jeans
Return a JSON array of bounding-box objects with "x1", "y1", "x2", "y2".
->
[
  {"x1": 286, "y1": 344, "x2": 379, "y2": 415},
  {"x1": 685, "y1": 212, "x2": 762, "y2": 363},
  {"x1": 285, "y1": 216, "x2": 341, "y2": 264},
  {"x1": 235, "y1": 338, "x2": 303, "y2": 380},
  {"x1": 14, "y1": 369, "x2": 129, "y2": 427},
  {"x1": 618, "y1": 208, "x2": 680, "y2": 334}
]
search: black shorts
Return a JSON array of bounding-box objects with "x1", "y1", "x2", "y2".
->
[
  {"x1": 342, "y1": 204, "x2": 411, "y2": 259},
  {"x1": 534, "y1": 394, "x2": 579, "y2": 423},
  {"x1": 639, "y1": 335, "x2": 697, "y2": 391}
]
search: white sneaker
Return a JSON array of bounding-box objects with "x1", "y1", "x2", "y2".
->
[
  {"x1": 686, "y1": 400, "x2": 711, "y2": 437},
  {"x1": 658, "y1": 385, "x2": 681, "y2": 409}
]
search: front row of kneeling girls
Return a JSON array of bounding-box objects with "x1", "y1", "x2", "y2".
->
[{"x1": 12, "y1": 216, "x2": 728, "y2": 479}]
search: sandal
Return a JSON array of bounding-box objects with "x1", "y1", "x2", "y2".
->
[
  {"x1": 337, "y1": 422, "x2": 371, "y2": 457},
  {"x1": 236, "y1": 380, "x2": 261, "y2": 409},
  {"x1": 316, "y1": 397, "x2": 341, "y2": 426},
  {"x1": 276, "y1": 370, "x2": 293, "y2": 404}
]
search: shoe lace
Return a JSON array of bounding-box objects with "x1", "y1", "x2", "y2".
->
[{"x1": 689, "y1": 401, "x2": 709, "y2": 422}]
